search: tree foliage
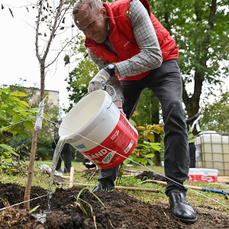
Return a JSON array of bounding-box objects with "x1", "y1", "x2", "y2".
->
[
  {"x1": 150, "y1": 0, "x2": 229, "y2": 117},
  {"x1": 0, "y1": 86, "x2": 37, "y2": 170},
  {"x1": 201, "y1": 91, "x2": 229, "y2": 133},
  {"x1": 0, "y1": 87, "x2": 36, "y2": 143},
  {"x1": 0, "y1": 84, "x2": 61, "y2": 164},
  {"x1": 123, "y1": 121, "x2": 163, "y2": 166},
  {"x1": 10, "y1": 92, "x2": 61, "y2": 161},
  {"x1": 132, "y1": 89, "x2": 161, "y2": 126}
]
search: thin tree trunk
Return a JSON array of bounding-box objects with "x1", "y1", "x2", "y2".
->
[
  {"x1": 40, "y1": 62, "x2": 45, "y2": 102},
  {"x1": 24, "y1": 128, "x2": 39, "y2": 210},
  {"x1": 23, "y1": 0, "x2": 65, "y2": 211}
]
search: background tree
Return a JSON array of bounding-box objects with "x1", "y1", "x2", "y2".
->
[
  {"x1": 35, "y1": 0, "x2": 74, "y2": 102},
  {"x1": 151, "y1": 0, "x2": 228, "y2": 117},
  {"x1": 24, "y1": 0, "x2": 76, "y2": 210},
  {"x1": 201, "y1": 91, "x2": 229, "y2": 133}
]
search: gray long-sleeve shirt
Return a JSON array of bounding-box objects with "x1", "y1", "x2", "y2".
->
[{"x1": 88, "y1": 0, "x2": 162, "y2": 79}]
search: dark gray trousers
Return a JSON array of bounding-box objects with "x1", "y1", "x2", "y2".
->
[{"x1": 99, "y1": 60, "x2": 189, "y2": 195}]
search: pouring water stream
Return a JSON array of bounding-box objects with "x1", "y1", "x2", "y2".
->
[{"x1": 47, "y1": 136, "x2": 67, "y2": 211}]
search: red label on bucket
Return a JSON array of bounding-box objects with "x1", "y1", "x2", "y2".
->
[
  {"x1": 82, "y1": 112, "x2": 138, "y2": 169},
  {"x1": 188, "y1": 174, "x2": 218, "y2": 183}
]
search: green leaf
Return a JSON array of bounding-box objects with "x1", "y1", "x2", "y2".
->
[
  {"x1": 23, "y1": 121, "x2": 34, "y2": 131},
  {"x1": 145, "y1": 153, "x2": 155, "y2": 158},
  {"x1": 10, "y1": 91, "x2": 28, "y2": 97},
  {"x1": 129, "y1": 119, "x2": 137, "y2": 127},
  {"x1": 140, "y1": 158, "x2": 148, "y2": 165},
  {"x1": 5, "y1": 107, "x2": 18, "y2": 117},
  {"x1": 0, "y1": 88, "x2": 9, "y2": 95},
  {"x1": 19, "y1": 100, "x2": 30, "y2": 108},
  {"x1": 0, "y1": 144, "x2": 15, "y2": 153},
  {"x1": 12, "y1": 114, "x2": 21, "y2": 123},
  {"x1": 0, "y1": 144, "x2": 18, "y2": 156},
  {"x1": 149, "y1": 143, "x2": 161, "y2": 151},
  {"x1": 29, "y1": 205, "x2": 40, "y2": 213},
  {"x1": 3, "y1": 158, "x2": 12, "y2": 162},
  {"x1": 0, "y1": 112, "x2": 7, "y2": 120},
  {"x1": 148, "y1": 160, "x2": 154, "y2": 166},
  {"x1": 123, "y1": 158, "x2": 130, "y2": 165}
]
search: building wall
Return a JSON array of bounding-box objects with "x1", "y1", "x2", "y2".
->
[{"x1": 25, "y1": 87, "x2": 59, "y2": 106}]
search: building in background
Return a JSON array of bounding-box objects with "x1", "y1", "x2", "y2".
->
[{"x1": 25, "y1": 87, "x2": 59, "y2": 106}]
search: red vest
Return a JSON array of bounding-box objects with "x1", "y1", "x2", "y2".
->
[{"x1": 85, "y1": 0, "x2": 178, "y2": 80}]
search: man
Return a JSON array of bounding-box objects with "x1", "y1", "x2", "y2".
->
[
  {"x1": 186, "y1": 111, "x2": 203, "y2": 168},
  {"x1": 73, "y1": 0, "x2": 197, "y2": 223}
]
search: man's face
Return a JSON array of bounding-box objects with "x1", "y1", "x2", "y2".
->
[{"x1": 74, "y1": 4, "x2": 107, "y2": 44}]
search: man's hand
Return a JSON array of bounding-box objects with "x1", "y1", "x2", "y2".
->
[{"x1": 88, "y1": 68, "x2": 110, "y2": 93}]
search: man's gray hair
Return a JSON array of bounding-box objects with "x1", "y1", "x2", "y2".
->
[{"x1": 73, "y1": 0, "x2": 103, "y2": 15}]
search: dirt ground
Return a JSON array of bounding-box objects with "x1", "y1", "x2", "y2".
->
[{"x1": 0, "y1": 178, "x2": 229, "y2": 229}]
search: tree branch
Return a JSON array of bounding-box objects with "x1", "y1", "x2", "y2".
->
[
  {"x1": 35, "y1": 0, "x2": 43, "y2": 63},
  {"x1": 42, "y1": 0, "x2": 64, "y2": 62}
]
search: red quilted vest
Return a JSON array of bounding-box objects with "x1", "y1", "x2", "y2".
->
[{"x1": 85, "y1": 0, "x2": 178, "y2": 80}]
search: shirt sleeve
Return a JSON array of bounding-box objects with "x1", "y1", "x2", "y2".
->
[
  {"x1": 116, "y1": 0, "x2": 162, "y2": 78},
  {"x1": 88, "y1": 48, "x2": 109, "y2": 70}
]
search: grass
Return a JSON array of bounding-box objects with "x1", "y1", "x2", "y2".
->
[{"x1": 1, "y1": 161, "x2": 229, "y2": 214}]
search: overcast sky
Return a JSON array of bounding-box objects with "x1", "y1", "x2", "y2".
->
[{"x1": 0, "y1": 0, "x2": 77, "y2": 108}]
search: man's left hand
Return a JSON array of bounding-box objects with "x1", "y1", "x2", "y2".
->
[{"x1": 88, "y1": 68, "x2": 110, "y2": 93}]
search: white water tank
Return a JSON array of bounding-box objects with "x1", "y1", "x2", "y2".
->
[{"x1": 195, "y1": 131, "x2": 229, "y2": 175}]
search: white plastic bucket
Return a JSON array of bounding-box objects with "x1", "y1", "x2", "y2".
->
[
  {"x1": 59, "y1": 90, "x2": 138, "y2": 169},
  {"x1": 188, "y1": 168, "x2": 219, "y2": 183}
]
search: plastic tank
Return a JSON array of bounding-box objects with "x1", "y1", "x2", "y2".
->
[{"x1": 195, "y1": 131, "x2": 229, "y2": 175}]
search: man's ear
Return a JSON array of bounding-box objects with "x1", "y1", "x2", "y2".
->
[{"x1": 101, "y1": 7, "x2": 107, "y2": 17}]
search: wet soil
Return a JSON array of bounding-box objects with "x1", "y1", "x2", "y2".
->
[{"x1": 0, "y1": 181, "x2": 229, "y2": 229}]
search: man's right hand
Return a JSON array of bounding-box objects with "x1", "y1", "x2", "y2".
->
[{"x1": 88, "y1": 68, "x2": 110, "y2": 93}]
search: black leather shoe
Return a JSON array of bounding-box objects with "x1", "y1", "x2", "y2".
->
[
  {"x1": 92, "y1": 183, "x2": 114, "y2": 192},
  {"x1": 169, "y1": 191, "x2": 197, "y2": 223}
]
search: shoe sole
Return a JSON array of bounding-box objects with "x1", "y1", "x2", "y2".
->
[{"x1": 172, "y1": 213, "x2": 198, "y2": 224}]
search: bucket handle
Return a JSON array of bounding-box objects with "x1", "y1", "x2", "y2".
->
[
  {"x1": 105, "y1": 85, "x2": 117, "y2": 109},
  {"x1": 107, "y1": 102, "x2": 113, "y2": 110}
]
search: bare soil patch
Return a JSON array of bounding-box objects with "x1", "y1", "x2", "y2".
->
[{"x1": 0, "y1": 181, "x2": 229, "y2": 229}]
